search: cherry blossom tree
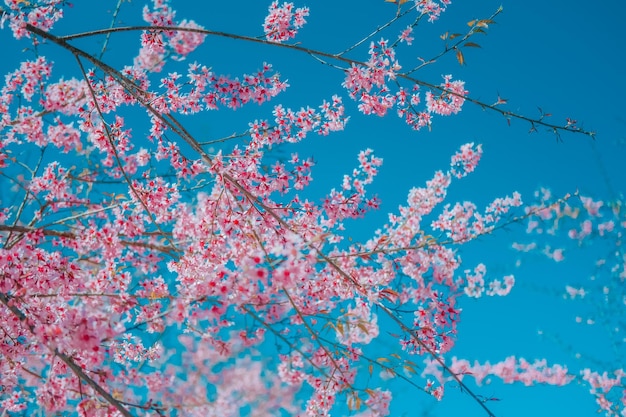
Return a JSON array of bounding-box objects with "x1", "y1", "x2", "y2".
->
[{"x1": 0, "y1": 1, "x2": 623, "y2": 416}]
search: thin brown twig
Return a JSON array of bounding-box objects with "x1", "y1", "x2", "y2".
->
[
  {"x1": 336, "y1": 3, "x2": 419, "y2": 56},
  {"x1": 406, "y1": 6, "x2": 503, "y2": 74}
]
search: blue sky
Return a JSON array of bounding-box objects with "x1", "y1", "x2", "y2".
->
[{"x1": 1, "y1": 1, "x2": 625, "y2": 416}]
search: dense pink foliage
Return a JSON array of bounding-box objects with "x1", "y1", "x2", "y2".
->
[{"x1": 0, "y1": 1, "x2": 622, "y2": 416}]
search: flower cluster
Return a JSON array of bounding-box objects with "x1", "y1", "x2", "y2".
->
[
  {"x1": 461, "y1": 263, "x2": 515, "y2": 298},
  {"x1": 343, "y1": 39, "x2": 401, "y2": 117},
  {"x1": 137, "y1": 0, "x2": 206, "y2": 71},
  {"x1": 343, "y1": 42, "x2": 467, "y2": 130},
  {"x1": 263, "y1": 1, "x2": 310, "y2": 43},
  {"x1": 445, "y1": 356, "x2": 574, "y2": 386},
  {"x1": 425, "y1": 74, "x2": 467, "y2": 116},
  {"x1": 581, "y1": 368, "x2": 626, "y2": 416},
  {"x1": 153, "y1": 61, "x2": 288, "y2": 116},
  {"x1": 1, "y1": 0, "x2": 66, "y2": 39},
  {"x1": 416, "y1": 0, "x2": 452, "y2": 23},
  {"x1": 248, "y1": 95, "x2": 347, "y2": 150},
  {"x1": 398, "y1": 26, "x2": 414, "y2": 45},
  {"x1": 323, "y1": 148, "x2": 383, "y2": 225}
]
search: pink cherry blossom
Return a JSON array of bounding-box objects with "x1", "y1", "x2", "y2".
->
[
  {"x1": 425, "y1": 74, "x2": 467, "y2": 116},
  {"x1": 263, "y1": 1, "x2": 309, "y2": 43},
  {"x1": 0, "y1": 1, "x2": 620, "y2": 416},
  {"x1": 398, "y1": 26, "x2": 414, "y2": 45}
]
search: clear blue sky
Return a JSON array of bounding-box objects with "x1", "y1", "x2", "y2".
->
[{"x1": 1, "y1": 1, "x2": 624, "y2": 416}]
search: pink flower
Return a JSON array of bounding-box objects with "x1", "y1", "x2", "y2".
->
[
  {"x1": 417, "y1": 0, "x2": 451, "y2": 22},
  {"x1": 565, "y1": 285, "x2": 586, "y2": 299},
  {"x1": 263, "y1": 1, "x2": 309, "y2": 43},
  {"x1": 398, "y1": 26, "x2": 414, "y2": 45},
  {"x1": 426, "y1": 75, "x2": 467, "y2": 116}
]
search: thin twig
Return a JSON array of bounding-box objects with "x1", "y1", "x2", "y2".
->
[
  {"x1": 336, "y1": 3, "x2": 419, "y2": 56},
  {"x1": 99, "y1": 0, "x2": 126, "y2": 60}
]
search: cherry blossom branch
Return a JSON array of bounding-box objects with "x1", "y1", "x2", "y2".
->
[
  {"x1": 0, "y1": 292, "x2": 133, "y2": 417},
  {"x1": 375, "y1": 302, "x2": 497, "y2": 417},
  {"x1": 54, "y1": 25, "x2": 595, "y2": 138},
  {"x1": 17, "y1": 21, "x2": 582, "y2": 416},
  {"x1": 336, "y1": 3, "x2": 419, "y2": 56},
  {"x1": 240, "y1": 304, "x2": 340, "y2": 383},
  {"x1": 244, "y1": 218, "x2": 377, "y2": 404},
  {"x1": 29, "y1": 292, "x2": 122, "y2": 298},
  {"x1": 406, "y1": 6, "x2": 503, "y2": 73},
  {"x1": 40, "y1": 203, "x2": 120, "y2": 228},
  {"x1": 24, "y1": 23, "x2": 498, "y2": 414},
  {"x1": 199, "y1": 130, "x2": 252, "y2": 146},
  {"x1": 73, "y1": 56, "x2": 180, "y2": 258},
  {"x1": 0, "y1": 224, "x2": 175, "y2": 254},
  {"x1": 334, "y1": 191, "x2": 578, "y2": 260},
  {"x1": 1, "y1": 150, "x2": 45, "y2": 249},
  {"x1": 2, "y1": 92, "x2": 87, "y2": 127},
  {"x1": 282, "y1": 287, "x2": 354, "y2": 385},
  {"x1": 305, "y1": 321, "x2": 426, "y2": 392}
]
